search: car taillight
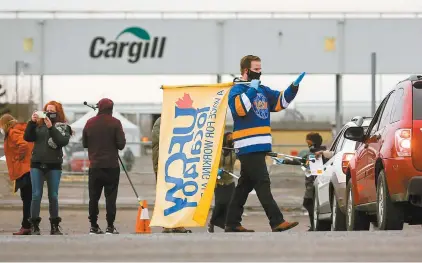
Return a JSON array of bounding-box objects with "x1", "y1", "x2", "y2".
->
[
  {"x1": 395, "y1": 128, "x2": 411, "y2": 157},
  {"x1": 342, "y1": 153, "x2": 354, "y2": 174}
]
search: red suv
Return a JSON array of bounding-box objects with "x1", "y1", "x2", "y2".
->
[{"x1": 344, "y1": 75, "x2": 422, "y2": 231}]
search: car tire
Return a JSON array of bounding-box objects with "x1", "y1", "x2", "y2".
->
[
  {"x1": 376, "y1": 170, "x2": 404, "y2": 230},
  {"x1": 346, "y1": 180, "x2": 370, "y2": 231},
  {"x1": 331, "y1": 193, "x2": 347, "y2": 231},
  {"x1": 313, "y1": 191, "x2": 331, "y2": 231}
]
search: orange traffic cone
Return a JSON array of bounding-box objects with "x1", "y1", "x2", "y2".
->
[{"x1": 135, "y1": 200, "x2": 151, "y2": 234}]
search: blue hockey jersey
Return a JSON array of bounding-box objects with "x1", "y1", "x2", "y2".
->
[{"x1": 228, "y1": 83, "x2": 298, "y2": 155}]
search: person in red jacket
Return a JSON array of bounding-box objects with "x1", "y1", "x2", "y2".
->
[
  {"x1": 0, "y1": 114, "x2": 34, "y2": 235},
  {"x1": 82, "y1": 98, "x2": 126, "y2": 235}
]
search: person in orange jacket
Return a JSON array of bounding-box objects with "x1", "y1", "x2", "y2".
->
[{"x1": 0, "y1": 114, "x2": 34, "y2": 235}]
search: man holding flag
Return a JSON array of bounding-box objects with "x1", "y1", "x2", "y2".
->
[{"x1": 225, "y1": 55, "x2": 305, "y2": 232}]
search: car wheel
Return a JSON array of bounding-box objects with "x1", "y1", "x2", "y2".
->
[
  {"x1": 313, "y1": 191, "x2": 331, "y2": 231},
  {"x1": 377, "y1": 170, "x2": 404, "y2": 230},
  {"x1": 346, "y1": 180, "x2": 370, "y2": 231},
  {"x1": 331, "y1": 193, "x2": 346, "y2": 231}
]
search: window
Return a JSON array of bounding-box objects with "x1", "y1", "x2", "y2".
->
[
  {"x1": 378, "y1": 91, "x2": 395, "y2": 130},
  {"x1": 390, "y1": 88, "x2": 404, "y2": 123},
  {"x1": 367, "y1": 95, "x2": 389, "y2": 136},
  {"x1": 334, "y1": 132, "x2": 346, "y2": 154},
  {"x1": 330, "y1": 126, "x2": 349, "y2": 153},
  {"x1": 413, "y1": 87, "x2": 422, "y2": 120},
  {"x1": 330, "y1": 127, "x2": 346, "y2": 152}
]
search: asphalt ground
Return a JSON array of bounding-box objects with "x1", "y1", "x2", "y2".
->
[{"x1": 1, "y1": 209, "x2": 422, "y2": 261}]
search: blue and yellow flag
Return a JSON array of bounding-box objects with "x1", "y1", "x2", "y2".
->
[{"x1": 150, "y1": 82, "x2": 232, "y2": 228}]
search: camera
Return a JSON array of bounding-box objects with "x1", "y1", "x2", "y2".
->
[{"x1": 46, "y1": 112, "x2": 57, "y2": 119}]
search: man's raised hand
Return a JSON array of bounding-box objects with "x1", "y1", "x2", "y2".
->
[{"x1": 293, "y1": 72, "x2": 306, "y2": 87}]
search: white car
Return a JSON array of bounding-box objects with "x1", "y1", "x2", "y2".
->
[{"x1": 313, "y1": 116, "x2": 372, "y2": 231}]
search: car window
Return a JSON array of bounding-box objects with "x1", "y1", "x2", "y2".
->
[
  {"x1": 390, "y1": 88, "x2": 404, "y2": 123},
  {"x1": 367, "y1": 95, "x2": 390, "y2": 136},
  {"x1": 378, "y1": 91, "x2": 396, "y2": 130},
  {"x1": 334, "y1": 130, "x2": 347, "y2": 154},
  {"x1": 413, "y1": 86, "x2": 422, "y2": 120},
  {"x1": 330, "y1": 127, "x2": 346, "y2": 152}
]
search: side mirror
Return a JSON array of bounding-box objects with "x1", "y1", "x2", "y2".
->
[{"x1": 344, "y1": 126, "x2": 365, "y2": 142}]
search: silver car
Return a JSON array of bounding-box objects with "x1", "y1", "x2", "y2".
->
[{"x1": 313, "y1": 116, "x2": 372, "y2": 231}]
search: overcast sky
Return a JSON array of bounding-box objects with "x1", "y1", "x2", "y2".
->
[
  {"x1": 0, "y1": 0, "x2": 417, "y2": 108},
  {"x1": 2, "y1": 0, "x2": 422, "y2": 12}
]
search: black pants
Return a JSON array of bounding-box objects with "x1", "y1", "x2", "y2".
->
[
  {"x1": 16, "y1": 172, "x2": 32, "y2": 229},
  {"x1": 88, "y1": 168, "x2": 120, "y2": 227},
  {"x1": 226, "y1": 152, "x2": 284, "y2": 228},
  {"x1": 303, "y1": 176, "x2": 316, "y2": 228},
  {"x1": 303, "y1": 198, "x2": 314, "y2": 228},
  {"x1": 210, "y1": 182, "x2": 235, "y2": 229}
]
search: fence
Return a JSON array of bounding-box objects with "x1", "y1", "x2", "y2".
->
[
  {"x1": 0, "y1": 142, "x2": 309, "y2": 207},
  {"x1": 295, "y1": 101, "x2": 382, "y2": 122},
  {"x1": 47, "y1": 152, "x2": 306, "y2": 207},
  {"x1": 59, "y1": 141, "x2": 310, "y2": 206},
  {"x1": 61, "y1": 141, "x2": 308, "y2": 174}
]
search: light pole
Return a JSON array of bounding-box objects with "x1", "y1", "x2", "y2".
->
[{"x1": 15, "y1": 60, "x2": 29, "y2": 120}]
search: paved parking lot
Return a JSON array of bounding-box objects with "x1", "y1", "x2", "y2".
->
[{"x1": 1, "y1": 209, "x2": 422, "y2": 261}]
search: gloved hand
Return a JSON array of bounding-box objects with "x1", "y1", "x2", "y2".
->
[
  {"x1": 217, "y1": 169, "x2": 224, "y2": 179},
  {"x1": 293, "y1": 72, "x2": 306, "y2": 87},
  {"x1": 300, "y1": 157, "x2": 307, "y2": 165},
  {"x1": 250, "y1": 79, "x2": 261, "y2": 90},
  {"x1": 274, "y1": 158, "x2": 284, "y2": 165}
]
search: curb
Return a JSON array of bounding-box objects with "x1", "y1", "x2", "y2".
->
[{"x1": 0, "y1": 203, "x2": 304, "y2": 212}]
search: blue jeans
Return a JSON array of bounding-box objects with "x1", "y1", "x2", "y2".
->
[{"x1": 30, "y1": 169, "x2": 62, "y2": 218}]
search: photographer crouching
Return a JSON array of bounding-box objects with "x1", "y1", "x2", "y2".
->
[{"x1": 82, "y1": 98, "x2": 126, "y2": 234}]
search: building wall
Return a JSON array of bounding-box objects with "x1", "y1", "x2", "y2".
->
[
  {"x1": 225, "y1": 121, "x2": 334, "y2": 155},
  {"x1": 2, "y1": 19, "x2": 422, "y2": 75},
  {"x1": 272, "y1": 130, "x2": 333, "y2": 155}
]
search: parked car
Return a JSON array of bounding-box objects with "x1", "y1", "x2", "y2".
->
[
  {"x1": 313, "y1": 116, "x2": 372, "y2": 231},
  {"x1": 70, "y1": 150, "x2": 130, "y2": 173},
  {"x1": 70, "y1": 151, "x2": 90, "y2": 172},
  {"x1": 344, "y1": 75, "x2": 422, "y2": 231}
]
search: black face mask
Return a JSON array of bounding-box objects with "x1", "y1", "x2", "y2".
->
[
  {"x1": 309, "y1": 144, "x2": 323, "y2": 153},
  {"x1": 247, "y1": 69, "x2": 261, "y2": 81},
  {"x1": 46, "y1": 112, "x2": 57, "y2": 122}
]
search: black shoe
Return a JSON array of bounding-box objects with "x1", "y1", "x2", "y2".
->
[
  {"x1": 29, "y1": 217, "x2": 41, "y2": 235},
  {"x1": 162, "y1": 228, "x2": 172, "y2": 233},
  {"x1": 171, "y1": 227, "x2": 192, "y2": 233},
  {"x1": 50, "y1": 217, "x2": 64, "y2": 235},
  {"x1": 224, "y1": 226, "x2": 255, "y2": 232},
  {"x1": 106, "y1": 226, "x2": 119, "y2": 234},
  {"x1": 89, "y1": 225, "x2": 104, "y2": 235},
  {"x1": 207, "y1": 224, "x2": 214, "y2": 233}
]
